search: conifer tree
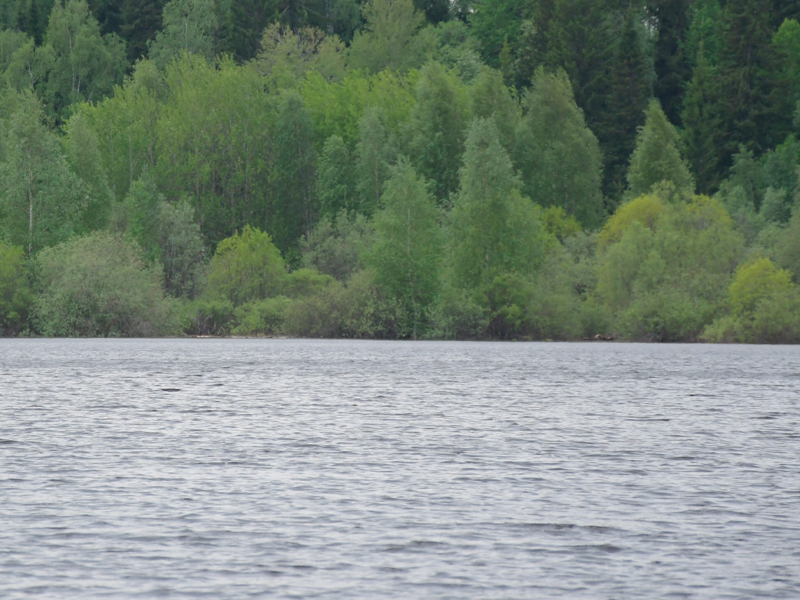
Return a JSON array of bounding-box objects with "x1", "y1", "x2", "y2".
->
[
  {"x1": 649, "y1": 0, "x2": 691, "y2": 125},
  {"x1": 681, "y1": 42, "x2": 722, "y2": 193},
  {"x1": 627, "y1": 100, "x2": 694, "y2": 198},
  {"x1": 713, "y1": 0, "x2": 787, "y2": 168},
  {"x1": 600, "y1": 11, "x2": 652, "y2": 204},
  {"x1": 272, "y1": 91, "x2": 317, "y2": 254}
]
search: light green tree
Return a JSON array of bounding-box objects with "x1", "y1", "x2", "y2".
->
[
  {"x1": 62, "y1": 112, "x2": 114, "y2": 232},
  {"x1": 347, "y1": 0, "x2": 436, "y2": 73},
  {"x1": 516, "y1": 68, "x2": 604, "y2": 229},
  {"x1": 406, "y1": 61, "x2": 469, "y2": 202},
  {"x1": 450, "y1": 117, "x2": 546, "y2": 289},
  {"x1": 41, "y1": 0, "x2": 127, "y2": 120},
  {"x1": 627, "y1": 99, "x2": 695, "y2": 199},
  {"x1": 33, "y1": 232, "x2": 178, "y2": 337},
  {"x1": 253, "y1": 24, "x2": 345, "y2": 89},
  {"x1": 205, "y1": 225, "x2": 285, "y2": 306},
  {"x1": 355, "y1": 107, "x2": 397, "y2": 216},
  {"x1": 271, "y1": 90, "x2": 317, "y2": 254},
  {"x1": 469, "y1": 67, "x2": 520, "y2": 157},
  {"x1": 148, "y1": 0, "x2": 218, "y2": 68},
  {"x1": 0, "y1": 91, "x2": 83, "y2": 253},
  {"x1": 368, "y1": 158, "x2": 443, "y2": 338}
]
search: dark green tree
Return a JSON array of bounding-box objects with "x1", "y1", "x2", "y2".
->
[
  {"x1": 681, "y1": 42, "x2": 722, "y2": 193},
  {"x1": 600, "y1": 11, "x2": 652, "y2": 204},
  {"x1": 272, "y1": 91, "x2": 317, "y2": 255},
  {"x1": 648, "y1": 0, "x2": 691, "y2": 124}
]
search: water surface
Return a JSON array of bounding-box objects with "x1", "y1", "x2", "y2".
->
[{"x1": 1, "y1": 339, "x2": 799, "y2": 598}]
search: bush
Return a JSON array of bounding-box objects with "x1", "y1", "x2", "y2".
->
[
  {"x1": 180, "y1": 298, "x2": 234, "y2": 335},
  {"x1": 231, "y1": 298, "x2": 292, "y2": 336},
  {"x1": 702, "y1": 257, "x2": 800, "y2": 343},
  {"x1": 33, "y1": 233, "x2": 178, "y2": 337},
  {"x1": 206, "y1": 226, "x2": 285, "y2": 306},
  {"x1": 0, "y1": 242, "x2": 33, "y2": 335}
]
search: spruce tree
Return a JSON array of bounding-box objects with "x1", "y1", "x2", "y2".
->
[
  {"x1": 681, "y1": 42, "x2": 722, "y2": 193},
  {"x1": 713, "y1": 0, "x2": 787, "y2": 169},
  {"x1": 649, "y1": 0, "x2": 691, "y2": 125},
  {"x1": 120, "y1": 0, "x2": 166, "y2": 60},
  {"x1": 600, "y1": 11, "x2": 652, "y2": 205}
]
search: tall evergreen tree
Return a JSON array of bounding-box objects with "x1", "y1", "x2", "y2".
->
[
  {"x1": 681, "y1": 42, "x2": 722, "y2": 193},
  {"x1": 713, "y1": 0, "x2": 788, "y2": 170},
  {"x1": 600, "y1": 11, "x2": 652, "y2": 204},
  {"x1": 272, "y1": 91, "x2": 317, "y2": 255},
  {"x1": 648, "y1": 0, "x2": 691, "y2": 124},
  {"x1": 120, "y1": 0, "x2": 166, "y2": 60}
]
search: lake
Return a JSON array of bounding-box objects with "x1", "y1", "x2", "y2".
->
[{"x1": 1, "y1": 339, "x2": 799, "y2": 598}]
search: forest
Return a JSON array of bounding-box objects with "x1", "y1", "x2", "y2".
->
[{"x1": 1, "y1": 0, "x2": 800, "y2": 342}]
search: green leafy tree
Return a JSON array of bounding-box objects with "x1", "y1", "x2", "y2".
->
[
  {"x1": 156, "y1": 57, "x2": 275, "y2": 246},
  {"x1": 155, "y1": 200, "x2": 206, "y2": 298},
  {"x1": 147, "y1": 0, "x2": 218, "y2": 67},
  {"x1": 516, "y1": 68, "x2": 604, "y2": 228},
  {"x1": 301, "y1": 213, "x2": 373, "y2": 281},
  {"x1": 467, "y1": 0, "x2": 528, "y2": 69},
  {"x1": 451, "y1": 117, "x2": 546, "y2": 289},
  {"x1": 469, "y1": 66, "x2": 519, "y2": 156},
  {"x1": 317, "y1": 134, "x2": 356, "y2": 218},
  {"x1": 348, "y1": 0, "x2": 436, "y2": 73},
  {"x1": 0, "y1": 242, "x2": 33, "y2": 335},
  {"x1": 33, "y1": 231, "x2": 179, "y2": 336},
  {"x1": 76, "y1": 59, "x2": 164, "y2": 201},
  {"x1": 252, "y1": 24, "x2": 345, "y2": 89},
  {"x1": 42, "y1": 0, "x2": 128, "y2": 120},
  {"x1": 626, "y1": 99, "x2": 694, "y2": 198},
  {"x1": 271, "y1": 90, "x2": 317, "y2": 254},
  {"x1": 355, "y1": 107, "x2": 397, "y2": 216},
  {"x1": 62, "y1": 111, "x2": 114, "y2": 231},
  {"x1": 368, "y1": 158, "x2": 443, "y2": 337},
  {"x1": 205, "y1": 225, "x2": 285, "y2": 306},
  {"x1": 0, "y1": 92, "x2": 83, "y2": 253},
  {"x1": 405, "y1": 61, "x2": 469, "y2": 202}
]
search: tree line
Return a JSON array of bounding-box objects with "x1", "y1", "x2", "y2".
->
[{"x1": 1, "y1": 0, "x2": 799, "y2": 342}]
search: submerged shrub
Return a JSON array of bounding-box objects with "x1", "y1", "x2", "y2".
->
[{"x1": 33, "y1": 233, "x2": 178, "y2": 337}]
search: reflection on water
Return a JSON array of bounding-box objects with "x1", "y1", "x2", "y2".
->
[{"x1": 1, "y1": 339, "x2": 799, "y2": 598}]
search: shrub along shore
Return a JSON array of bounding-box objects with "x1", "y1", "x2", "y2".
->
[{"x1": 2, "y1": 0, "x2": 800, "y2": 342}]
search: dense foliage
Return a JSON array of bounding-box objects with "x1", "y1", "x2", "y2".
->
[{"x1": 2, "y1": 0, "x2": 800, "y2": 341}]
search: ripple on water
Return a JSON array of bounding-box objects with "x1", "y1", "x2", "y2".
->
[{"x1": 1, "y1": 339, "x2": 799, "y2": 599}]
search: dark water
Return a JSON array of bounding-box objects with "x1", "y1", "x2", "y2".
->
[{"x1": 1, "y1": 340, "x2": 799, "y2": 599}]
